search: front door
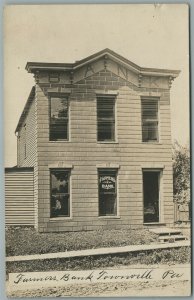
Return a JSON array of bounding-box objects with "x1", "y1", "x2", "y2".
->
[{"x1": 143, "y1": 171, "x2": 160, "y2": 223}]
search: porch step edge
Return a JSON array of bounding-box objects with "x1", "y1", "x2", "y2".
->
[{"x1": 158, "y1": 235, "x2": 188, "y2": 242}]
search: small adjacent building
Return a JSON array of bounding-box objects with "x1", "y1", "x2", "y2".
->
[{"x1": 6, "y1": 49, "x2": 180, "y2": 232}]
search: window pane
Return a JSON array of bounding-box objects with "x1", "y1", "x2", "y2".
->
[
  {"x1": 142, "y1": 100, "x2": 158, "y2": 120},
  {"x1": 51, "y1": 98, "x2": 68, "y2": 120},
  {"x1": 50, "y1": 169, "x2": 70, "y2": 217},
  {"x1": 50, "y1": 122, "x2": 68, "y2": 140},
  {"x1": 99, "y1": 170, "x2": 117, "y2": 216},
  {"x1": 142, "y1": 99, "x2": 158, "y2": 142},
  {"x1": 99, "y1": 194, "x2": 117, "y2": 216},
  {"x1": 50, "y1": 97, "x2": 68, "y2": 140},
  {"x1": 98, "y1": 121, "x2": 115, "y2": 141},
  {"x1": 97, "y1": 97, "x2": 115, "y2": 141},
  {"x1": 51, "y1": 194, "x2": 69, "y2": 217},
  {"x1": 97, "y1": 99, "x2": 114, "y2": 119},
  {"x1": 142, "y1": 121, "x2": 158, "y2": 142}
]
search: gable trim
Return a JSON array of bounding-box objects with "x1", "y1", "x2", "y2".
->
[
  {"x1": 26, "y1": 49, "x2": 180, "y2": 79},
  {"x1": 15, "y1": 86, "x2": 35, "y2": 133}
]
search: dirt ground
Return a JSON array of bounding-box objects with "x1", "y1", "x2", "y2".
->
[
  {"x1": 7, "y1": 280, "x2": 191, "y2": 297},
  {"x1": 6, "y1": 263, "x2": 191, "y2": 297}
]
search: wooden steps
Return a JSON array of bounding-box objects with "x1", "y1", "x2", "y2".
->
[
  {"x1": 158, "y1": 236, "x2": 188, "y2": 243},
  {"x1": 149, "y1": 227, "x2": 188, "y2": 243}
]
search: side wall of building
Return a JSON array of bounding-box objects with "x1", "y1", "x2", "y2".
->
[
  {"x1": 5, "y1": 168, "x2": 34, "y2": 226},
  {"x1": 17, "y1": 99, "x2": 37, "y2": 168},
  {"x1": 17, "y1": 94, "x2": 39, "y2": 229},
  {"x1": 35, "y1": 69, "x2": 174, "y2": 232}
]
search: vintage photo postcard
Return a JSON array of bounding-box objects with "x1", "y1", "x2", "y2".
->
[{"x1": 4, "y1": 4, "x2": 191, "y2": 297}]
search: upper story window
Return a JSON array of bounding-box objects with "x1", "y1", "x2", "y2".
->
[
  {"x1": 50, "y1": 169, "x2": 70, "y2": 218},
  {"x1": 141, "y1": 98, "x2": 159, "y2": 142},
  {"x1": 97, "y1": 96, "x2": 115, "y2": 142},
  {"x1": 50, "y1": 96, "x2": 69, "y2": 141}
]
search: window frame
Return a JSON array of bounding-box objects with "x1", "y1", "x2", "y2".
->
[
  {"x1": 49, "y1": 93, "x2": 70, "y2": 142},
  {"x1": 24, "y1": 124, "x2": 27, "y2": 159},
  {"x1": 96, "y1": 95, "x2": 116, "y2": 143},
  {"x1": 142, "y1": 168, "x2": 163, "y2": 224},
  {"x1": 98, "y1": 168, "x2": 118, "y2": 217},
  {"x1": 141, "y1": 97, "x2": 159, "y2": 143},
  {"x1": 50, "y1": 168, "x2": 71, "y2": 218},
  {"x1": 17, "y1": 134, "x2": 20, "y2": 164}
]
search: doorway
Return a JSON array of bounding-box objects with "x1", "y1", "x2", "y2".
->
[{"x1": 143, "y1": 171, "x2": 160, "y2": 223}]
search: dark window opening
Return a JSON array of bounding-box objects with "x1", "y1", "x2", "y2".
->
[
  {"x1": 142, "y1": 99, "x2": 158, "y2": 142},
  {"x1": 143, "y1": 171, "x2": 160, "y2": 223},
  {"x1": 50, "y1": 169, "x2": 70, "y2": 218},
  {"x1": 50, "y1": 96, "x2": 69, "y2": 141},
  {"x1": 98, "y1": 169, "x2": 117, "y2": 216},
  {"x1": 97, "y1": 97, "x2": 115, "y2": 141}
]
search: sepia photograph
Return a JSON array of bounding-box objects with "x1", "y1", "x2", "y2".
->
[{"x1": 4, "y1": 4, "x2": 191, "y2": 297}]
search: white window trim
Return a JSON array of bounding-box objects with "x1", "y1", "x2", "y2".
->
[
  {"x1": 95, "y1": 90, "x2": 118, "y2": 95},
  {"x1": 138, "y1": 91, "x2": 161, "y2": 97},
  {"x1": 96, "y1": 163, "x2": 120, "y2": 168},
  {"x1": 48, "y1": 163, "x2": 73, "y2": 169}
]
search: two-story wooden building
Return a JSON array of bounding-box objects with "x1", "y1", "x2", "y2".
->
[{"x1": 6, "y1": 49, "x2": 180, "y2": 232}]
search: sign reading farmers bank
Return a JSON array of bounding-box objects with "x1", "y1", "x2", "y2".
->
[{"x1": 99, "y1": 176, "x2": 116, "y2": 191}]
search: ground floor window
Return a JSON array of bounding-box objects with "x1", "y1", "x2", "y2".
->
[
  {"x1": 98, "y1": 169, "x2": 117, "y2": 216},
  {"x1": 50, "y1": 169, "x2": 70, "y2": 218},
  {"x1": 143, "y1": 170, "x2": 160, "y2": 223}
]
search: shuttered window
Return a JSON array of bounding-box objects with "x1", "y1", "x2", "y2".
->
[
  {"x1": 97, "y1": 96, "x2": 115, "y2": 141},
  {"x1": 142, "y1": 98, "x2": 159, "y2": 142},
  {"x1": 50, "y1": 169, "x2": 70, "y2": 218},
  {"x1": 50, "y1": 96, "x2": 69, "y2": 141},
  {"x1": 98, "y1": 169, "x2": 117, "y2": 216}
]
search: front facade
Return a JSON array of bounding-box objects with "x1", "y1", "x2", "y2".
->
[{"x1": 14, "y1": 49, "x2": 180, "y2": 232}]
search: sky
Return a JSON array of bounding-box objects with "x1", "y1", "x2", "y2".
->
[{"x1": 4, "y1": 4, "x2": 190, "y2": 167}]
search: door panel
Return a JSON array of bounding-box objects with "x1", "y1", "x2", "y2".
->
[{"x1": 143, "y1": 171, "x2": 160, "y2": 223}]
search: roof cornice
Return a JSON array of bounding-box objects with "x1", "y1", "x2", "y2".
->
[{"x1": 25, "y1": 48, "x2": 180, "y2": 78}]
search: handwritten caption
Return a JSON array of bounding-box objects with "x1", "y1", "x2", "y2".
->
[{"x1": 8, "y1": 267, "x2": 190, "y2": 291}]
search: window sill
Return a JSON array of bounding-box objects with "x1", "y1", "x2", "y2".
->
[
  {"x1": 97, "y1": 141, "x2": 119, "y2": 144},
  {"x1": 49, "y1": 217, "x2": 72, "y2": 221},
  {"x1": 142, "y1": 142, "x2": 162, "y2": 145},
  {"x1": 143, "y1": 222, "x2": 165, "y2": 225},
  {"x1": 98, "y1": 216, "x2": 120, "y2": 219},
  {"x1": 49, "y1": 140, "x2": 70, "y2": 143}
]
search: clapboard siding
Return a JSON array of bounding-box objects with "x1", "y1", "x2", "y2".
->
[
  {"x1": 18, "y1": 98, "x2": 37, "y2": 167},
  {"x1": 5, "y1": 169, "x2": 35, "y2": 226},
  {"x1": 32, "y1": 68, "x2": 174, "y2": 232}
]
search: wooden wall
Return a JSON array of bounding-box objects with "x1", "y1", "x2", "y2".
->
[
  {"x1": 17, "y1": 98, "x2": 37, "y2": 168},
  {"x1": 34, "y1": 68, "x2": 174, "y2": 232},
  {"x1": 5, "y1": 168, "x2": 35, "y2": 226},
  {"x1": 15, "y1": 56, "x2": 175, "y2": 232}
]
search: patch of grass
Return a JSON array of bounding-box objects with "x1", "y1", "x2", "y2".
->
[
  {"x1": 6, "y1": 247, "x2": 190, "y2": 275},
  {"x1": 6, "y1": 226, "x2": 157, "y2": 256}
]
